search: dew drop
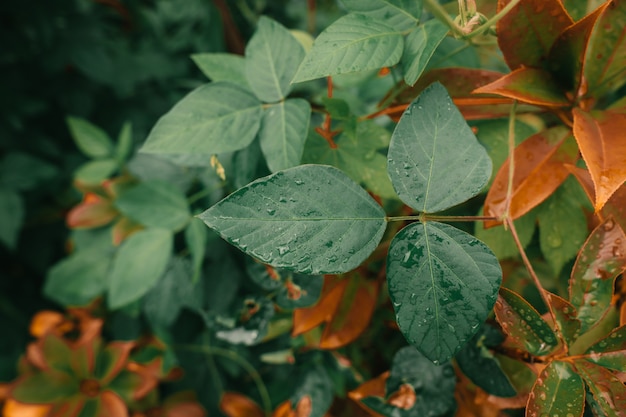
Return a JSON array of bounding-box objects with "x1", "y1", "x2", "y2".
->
[
  {"x1": 294, "y1": 179, "x2": 304, "y2": 185},
  {"x1": 267, "y1": 208, "x2": 276, "y2": 215},
  {"x1": 277, "y1": 246, "x2": 290, "y2": 255}
]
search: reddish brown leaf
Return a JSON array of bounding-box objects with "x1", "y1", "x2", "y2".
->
[
  {"x1": 565, "y1": 164, "x2": 595, "y2": 204},
  {"x1": 496, "y1": 0, "x2": 573, "y2": 70},
  {"x1": 573, "y1": 108, "x2": 626, "y2": 211},
  {"x1": 484, "y1": 126, "x2": 578, "y2": 227},
  {"x1": 387, "y1": 384, "x2": 416, "y2": 410},
  {"x1": 546, "y1": 292, "x2": 581, "y2": 348},
  {"x1": 602, "y1": 183, "x2": 626, "y2": 232},
  {"x1": 219, "y1": 392, "x2": 264, "y2": 417},
  {"x1": 66, "y1": 193, "x2": 118, "y2": 229},
  {"x1": 582, "y1": 0, "x2": 626, "y2": 98},
  {"x1": 548, "y1": 3, "x2": 609, "y2": 99},
  {"x1": 473, "y1": 68, "x2": 570, "y2": 107},
  {"x1": 29, "y1": 311, "x2": 65, "y2": 339},
  {"x1": 348, "y1": 372, "x2": 390, "y2": 417},
  {"x1": 574, "y1": 359, "x2": 626, "y2": 416},
  {"x1": 295, "y1": 395, "x2": 312, "y2": 417},
  {"x1": 293, "y1": 274, "x2": 379, "y2": 350}
]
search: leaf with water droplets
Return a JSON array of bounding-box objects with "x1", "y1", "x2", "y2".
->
[
  {"x1": 292, "y1": 13, "x2": 403, "y2": 83},
  {"x1": 199, "y1": 165, "x2": 386, "y2": 275},
  {"x1": 387, "y1": 221, "x2": 502, "y2": 363},
  {"x1": 572, "y1": 108, "x2": 626, "y2": 211},
  {"x1": 569, "y1": 216, "x2": 626, "y2": 333},
  {"x1": 574, "y1": 359, "x2": 626, "y2": 417},
  {"x1": 494, "y1": 287, "x2": 558, "y2": 356},
  {"x1": 546, "y1": 293, "x2": 581, "y2": 349},
  {"x1": 387, "y1": 82, "x2": 492, "y2": 213},
  {"x1": 340, "y1": 0, "x2": 422, "y2": 31},
  {"x1": 527, "y1": 361, "x2": 584, "y2": 417},
  {"x1": 584, "y1": 325, "x2": 626, "y2": 371},
  {"x1": 401, "y1": 19, "x2": 449, "y2": 86}
]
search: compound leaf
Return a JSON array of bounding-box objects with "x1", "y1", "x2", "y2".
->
[
  {"x1": 387, "y1": 221, "x2": 501, "y2": 363},
  {"x1": 259, "y1": 99, "x2": 311, "y2": 173},
  {"x1": 387, "y1": 82, "x2": 492, "y2": 213},
  {"x1": 199, "y1": 165, "x2": 386, "y2": 275},
  {"x1": 140, "y1": 82, "x2": 263, "y2": 156},
  {"x1": 245, "y1": 16, "x2": 305, "y2": 102},
  {"x1": 292, "y1": 13, "x2": 403, "y2": 83}
]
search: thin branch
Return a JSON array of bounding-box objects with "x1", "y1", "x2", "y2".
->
[{"x1": 503, "y1": 100, "x2": 518, "y2": 219}]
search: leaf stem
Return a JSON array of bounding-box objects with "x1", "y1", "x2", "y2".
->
[
  {"x1": 175, "y1": 343, "x2": 273, "y2": 416},
  {"x1": 385, "y1": 214, "x2": 498, "y2": 223},
  {"x1": 465, "y1": 0, "x2": 522, "y2": 39},
  {"x1": 423, "y1": 0, "x2": 463, "y2": 37},
  {"x1": 307, "y1": 0, "x2": 316, "y2": 34},
  {"x1": 503, "y1": 100, "x2": 517, "y2": 219}
]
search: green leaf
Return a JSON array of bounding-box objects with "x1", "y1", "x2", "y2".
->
[
  {"x1": 232, "y1": 139, "x2": 263, "y2": 189},
  {"x1": 583, "y1": 1, "x2": 626, "y2": 97},
  {"x1": 584, "y1": 325, "x2": 626, "y2": 371},
  {"x1": 387, "y1": 221, "x2": 501, "y2": 363},
  {"x1": 456, "y1": 325, "x2": 517, "y2": 397},
  {"x1": 340, "y1": 0, "x2": 422, "y2": 30},
  {"x1": 184, "y1": 217, "x2": 208, "y2": 283},
  {"x1": 574, "y1": 359, "x2": 626, "y2": 417},
  {"x1": 321, "y1": 97, "x2": 351, "y2": 120},
  {"x1": 115, "y1": 180, "x2": 191, "y2": 232},
  {"x1": 387, "y1": 82, "x2": 492, "y2": 213},
  {"x1": 0, "y1": 187, "x2": 23, "y2": 250},
  {"x1": 362, "y1": 346, "x2": 456, "y2": 416},
  {"x1": 259, "y1": 99, "x2": 311, "y2": 173},
  {"x1": 143, "y1": 257, "x2": 202, "y2": 327},
  {"x1": 547, "y1": 293, "x2": 581, "y2": 349},
  {"x1": 140, "y1": 82, "x2": 263, "y2": 156},
  {"x1": 292, "y1": 13, "x2": 403, "y2": 83},
  {"x1": 401, "y1": 20, "x2": 449, "y2": 86},
  {"x1": 303, "y1": 120, "x2": 396, "y2": 199},
  {"x1": 107, "y1": 228, "x2": 173, "y2": 309},
  {"x1": 291, "y1": 366, "x2": 333, "y2": 417},
  {"x1": 198, "y1": 165, "x2": 386, "y2": 275},
  {"x1": 245, "y1": 16, "x2": 305, "y2": 102},
  {"x1": 0, "y1": 151, "x2": 58, "y2": 191},
  {"x1": 494, "y1": 287, "x2": 558, "y2": 356},
  {"x1": 74, "y1": 159, "x2": 119, "y2": 185},
  {"x1": 527, "y1": 361, "x2": 584, "y2": 417},
  {"x1": 537, "y1": 178, "x2": 589, "y2": 275},
  {"x1": 11, "y1": 371, "x2": 79, "y2": 403},
  {"x1": 115, "y1": 121, "x2": 133, "y2": 164},
  {"x1": 569, "y1": 217, "x2": 626, "y2": 333},
  {"x1": 67, "y1": 116, "x2": 114, "y2": 158},
  {"x1": 44, "y1": 247, "x2": 112, "y2": 306},
  {"x1": 191, "y1": 53, "x2": 249, "y2": 87},
  {"x1": 474, "y1": 207, "x2": 535, "y2": 260}
]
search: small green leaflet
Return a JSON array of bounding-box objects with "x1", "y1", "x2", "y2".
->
[
  {"x1": 67, "y1": 116, "x2": 114, "y2": 158},
  {"x1": 245, "y1": 16, "x2": 305, "y2": 103},
  {"x1": 402, "y1": 19, "x2": 449, "y2": 86},
  {"x1": 527, "y1": 361, "x2": 584, "y2": 417},
  {"x1": 115, "y1": 180, "x2": 191, "y2": 232},
  {"x1": 340, "y1": 0, "x2": 422, "y2": 31},
  {"x1": 387, "y1": 221, "x2": 501, "y2": 363},
  {"x1": 259, "y1": 99, "x2": 311, "y2": 173},
  {"x1": 0, "y1": 187, "x2": 23, "y2": 249},
  {"x1": 584, "y1": 325, "x2": 626, "y2": 371},
  {"x1": 107, "y1": 228, "x2": 173, "y2": 309},
  {"x1": 191, "y1": 53, "x2": 249, "y2": 87},
  {"x1": 387, "y1": 82, "x2": 492, "y2": 213},
  {"x1": 199, "y1": 165, "x2": 386, "y2": 275},
  {"x1": 140, "y1": 82, "x2": 263, "y2": 156},
  {"x1": 292, "y1": 13, "x2": 403, "y2": 83}
]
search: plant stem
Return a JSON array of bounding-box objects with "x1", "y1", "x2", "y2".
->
[
  {"x1": 307, "y1": 0, "x2": 316, "y2": 34},
  {"x1": 385, "y1": 214, "x2": 499, "y2": 223},
  {"x1": 465, "y1": 0, "x2": 522, "y2": 38},
  {"x1": 175, "y1": 343, "x2": 273, "y2": 416},
  {"x1": 503, "y1": 100, "x2": 517, "y2": 218},
  {"x1": 423, "y1": 0, "x2": 463, "y2": 36}
]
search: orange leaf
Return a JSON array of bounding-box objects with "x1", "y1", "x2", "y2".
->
[
  {"x1": 273, "y1": 400, "x2": 295, "y2": 417},
  {"x1": 66, "y1": 193, "x2": 118, "y2": 229},
  {"x1": 387, "y1": 384, "x2": 416, "y2": 409},
  {"x1": 496, "y1": 0, "x2": 573, "y2": 70},
  {"x1": 219, "y1": 392, "x2": 264, "y2": 417},
  {"x1": 293, "y1": 277, "x2": 345, "y2": 337},
  {"x1": 473, "y1": 68, "x2": 570, "y2": 107},
  {"x1": 2, "y1": 399, "x2": 51, "y2": 417},
  {"x1": 29, "y1": 311, "x2": 65, "y2": 338},
  {"x1": 348, "y1": 372, "x2": 389, "y2": 404},
  {"x1": 112, "y1": 217, "x2": 143, "y2": 246},
  {"x1": 99, "y1": 390, "x2": 129, "y2": 417},
  {"x1": 484, "y1": 126, "x2": 578, "y2": 227},
  {"x1": 573, "y1": 108, "x2": 626, "y2": 211},
  {"x1": 294, "y1": 395, "x2": 312, "y2": 417}
]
